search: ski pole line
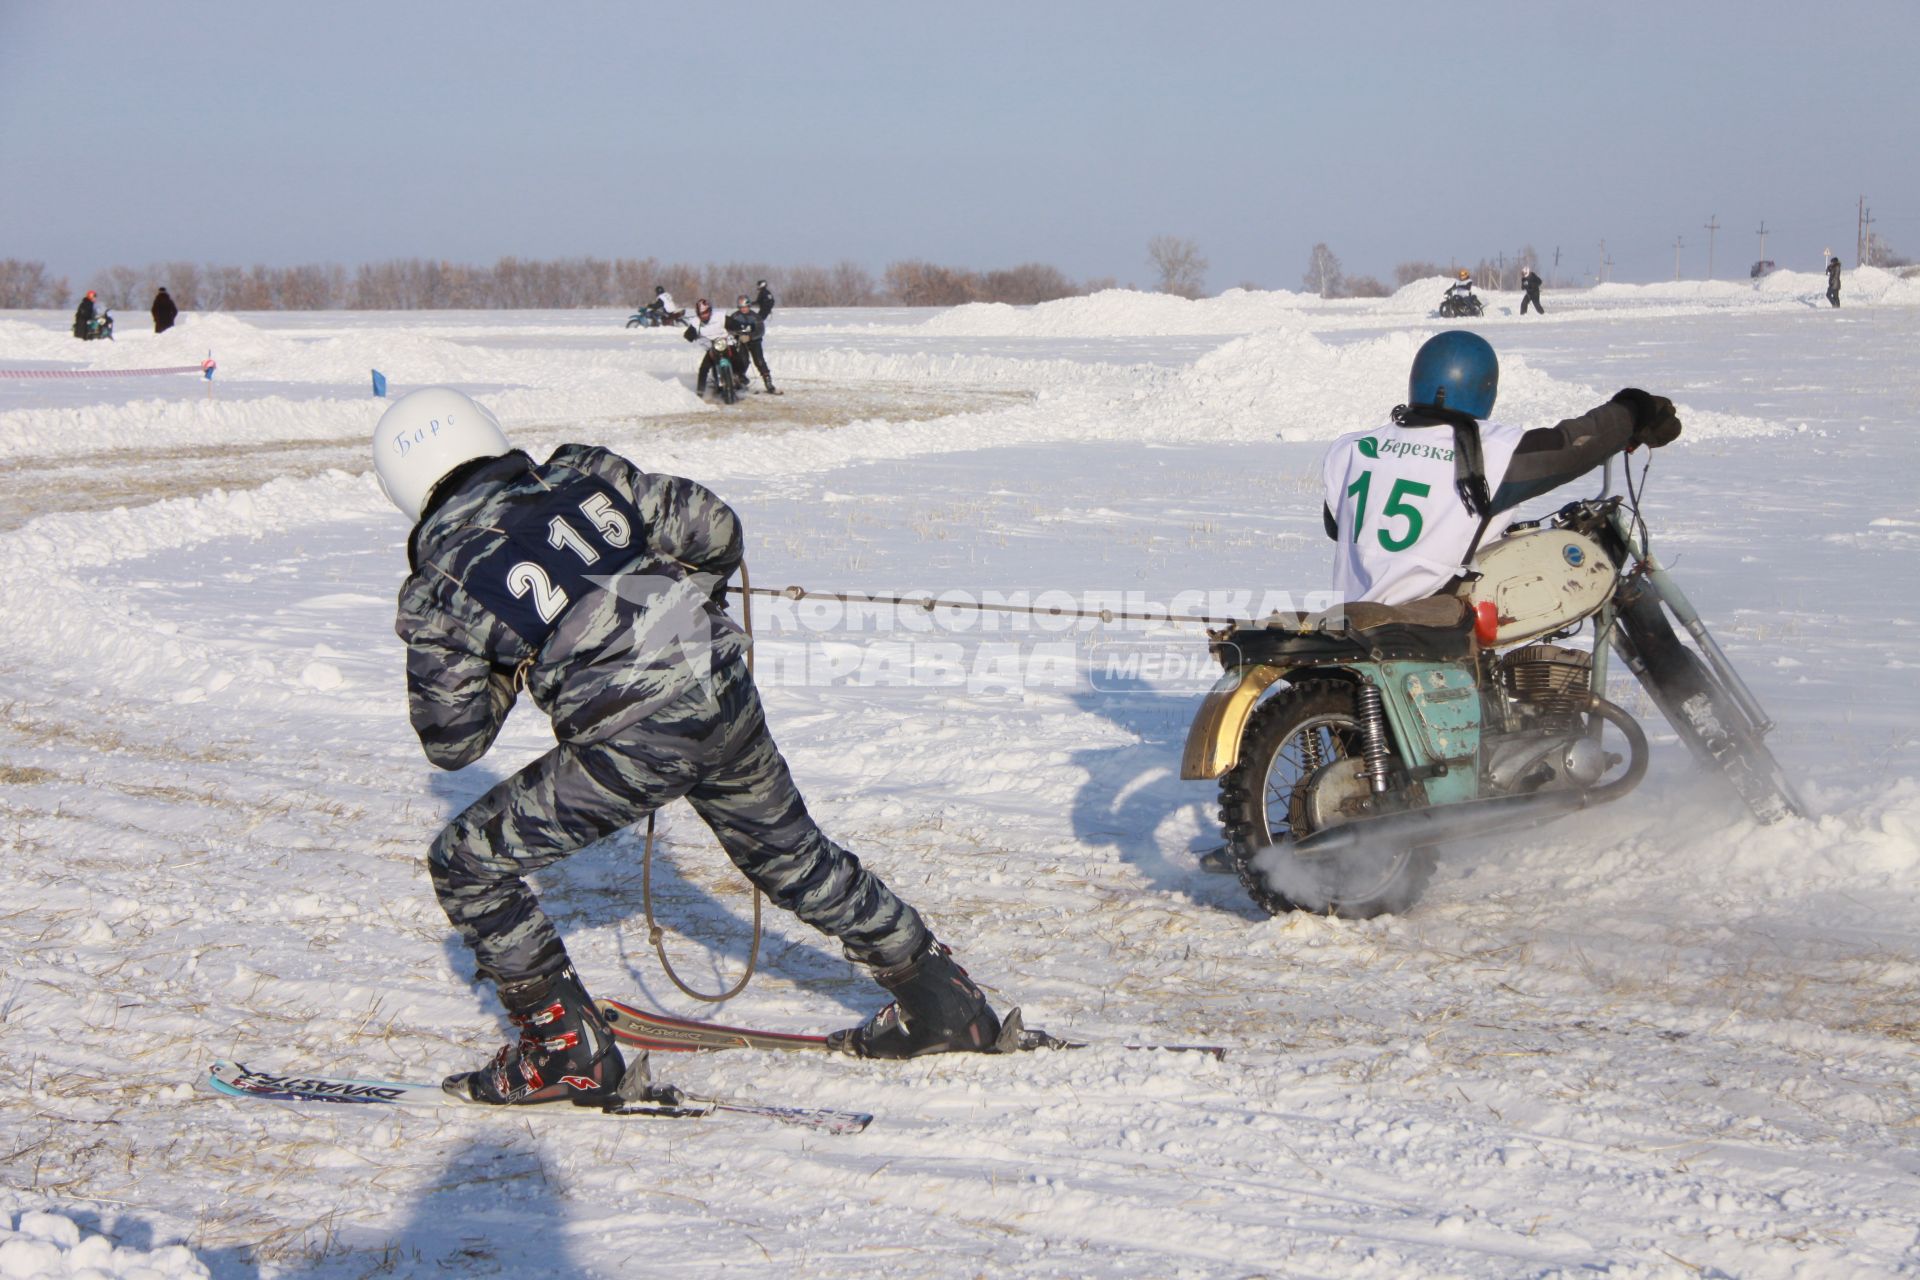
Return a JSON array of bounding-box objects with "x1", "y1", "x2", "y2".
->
[
  {"x1": 0, "y1": 360, "x2": 216, "y2": 379},
  {"x1": 723, "y1": 582, "x2": 1248, "y2": 628}
]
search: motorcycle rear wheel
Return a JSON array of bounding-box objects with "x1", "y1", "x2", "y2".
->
[{"x1": 1218, "y1": 680, "x2": 1436, "y2": 918}]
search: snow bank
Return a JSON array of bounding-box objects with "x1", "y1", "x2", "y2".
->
[
  {"x1": 1128, "y1": 328, "x2": 1775, "y2": 443},
  {"x1": 919, "y1": 287, "x2": 1330, "y2": 337},
  {"x1": 0, "y1": 1210, "x2": 208, "y2": 1279}
]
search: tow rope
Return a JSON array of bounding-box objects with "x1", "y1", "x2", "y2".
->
[{"x1": 639, "y1": 569, "x2": 1250, "y2": 1002}]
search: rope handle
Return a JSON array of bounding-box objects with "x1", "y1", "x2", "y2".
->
[
  {"x1": 642, "y1": 810, "x2": 762, "y2": 1003},
  {"x1": 639, "y1": 558, "x2": 764, "y2": 1003}
]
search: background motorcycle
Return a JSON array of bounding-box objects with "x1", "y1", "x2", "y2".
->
[
  {"x1": 1437, "y1": 291, "x2": 1484, "y2": 318},
  {"x1": 627, "y1": 304, "x2": 688, "y2": 328},
  {"x1": 74, "y1": 309, "x2": 115, "y2": 341},
  {"x1": 1184, "y1": 460, "x2": 1802, "y2": 919}
]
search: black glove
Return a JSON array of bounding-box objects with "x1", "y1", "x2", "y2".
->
[{"x1": 1610, "y1": 388, "x2": 1683, "y2": 448}]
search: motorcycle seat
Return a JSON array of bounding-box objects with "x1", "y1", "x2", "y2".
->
[{"x1": 1225, "y1": 595, "x2": 1474, "y2": 664}]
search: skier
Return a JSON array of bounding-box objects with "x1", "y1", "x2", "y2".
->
[
  {"x1": 72, "y1": 290, "x2": 98, "y2": 340},
  {"x1": 151, "y1": 287, "x2": 179, "y2": 334},
  {"x1": 1826, "y1": 255, "x2": 1842, "y2": 308},
  {"x1": 373, "y1": 388, "x2": 1002, "y2": 1106},
  {"x1": 724, "y1": 295, "x2": 779, "y2": 394},
  {"x1": 1519, "y1": 267, "x2": 1544, "y2": 315},
  {"x1": 753, "y1": 278, "x2": 776, "y2": 319},
  {"x1": 1321, "y1": 331, "x2": 1683, "y2": 606}
]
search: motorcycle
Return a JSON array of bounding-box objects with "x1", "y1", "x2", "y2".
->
[
  {"x1": 628, "y1": 304, "x2": 688, "y2": 329},
  {"x1": 73, "y1": 309, "x2": 115, "y2": 341},
  {"x1": 702, "y1": 334, "x2": 743, "y2": 404},
  {"x1": 1182, "y1": 462, "x2": 1803, "y2": 919},
  {"x1": 1436, "y1": 291, "x2": 1484, "y2": 319}
]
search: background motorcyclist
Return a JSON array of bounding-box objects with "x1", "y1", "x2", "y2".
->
[
  {"x1": 643, "y1": 285, "x2": 680, "y2": 322},
  {"x1": 724, "y1": 295, "x2": 779, "y2": 394},
  {"x1": 1445, "y1": 269, "x2": 1477, "y2": 301},
  {"x1": 72, "y1": 290, "x2": 99, "y2": 340},
  {"x1": 753, "y1": 279, "x2": 776, "y2": 319},
  {"x1": 1320, "y1": 331, "x2": 1682, "y2": 605}
]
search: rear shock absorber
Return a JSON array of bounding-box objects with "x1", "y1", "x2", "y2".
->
[{"x1": 1356, "y1": 683, "x2": 1395, "y2": 794}]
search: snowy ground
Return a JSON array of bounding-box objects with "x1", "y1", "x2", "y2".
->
[{"x1": 0, "y1": 275, "x2": 1916, "y2": 1278}]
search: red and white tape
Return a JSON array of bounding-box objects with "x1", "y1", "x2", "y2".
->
[{"x1": 1, "y1": 360, "x2": 215, "y2": 379}]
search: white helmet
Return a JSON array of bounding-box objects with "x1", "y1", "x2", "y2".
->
[{"x1": 371, "y1": 387, "x2": 510, "y2": 520}]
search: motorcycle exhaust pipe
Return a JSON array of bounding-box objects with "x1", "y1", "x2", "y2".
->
[{"x1": 1292, "y1": 695, "x2": 1648, "y2": 858}]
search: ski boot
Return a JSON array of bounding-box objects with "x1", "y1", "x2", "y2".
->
[
  {"x1": 445, "y1": 965, "x2": 631, "y2": 1107},
  {"x1": 827, "y1": 937, "x2": 1004, "y2": 1058},
  {"x1": 763, "y1": 380, "x2": 782, "y2": 396}
]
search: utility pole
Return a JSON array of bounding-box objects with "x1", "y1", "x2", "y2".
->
[
  {"x1": 1672, "y1": 236, "x2": 1685, "y2": 281},
  {"x1": 1703, "y1": 214, "x2": 1720, "y2": 279},
  {"x1": 1597, "y1": 240, "x2": 1608, "y2": 284},
  {"x1": 1756, "y1": 220, "x2": 1768, "y2": 265},
  {"x1": 1863, "y1": 205, "x2": 1877, "y2": 267}
]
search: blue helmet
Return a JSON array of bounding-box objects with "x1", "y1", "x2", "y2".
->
[{"x1": 1408, "y1": 331, "x2": 1498, "y2": 419}]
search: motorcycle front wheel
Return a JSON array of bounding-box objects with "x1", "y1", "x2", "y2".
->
[
  {"x1": 1621, "y1": 609, "x2": 1804, "y2": 823},
  {"x1": 1218, "y1": 679, "x2": 1436, "y2": 918},
  {"x1": 714, "y1": 361, "x2": 739, "y2": 405}
]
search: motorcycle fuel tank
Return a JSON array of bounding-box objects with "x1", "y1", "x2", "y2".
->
[{"x1": 1465, "y1": 528, "x2": 1613, "y2": 647}]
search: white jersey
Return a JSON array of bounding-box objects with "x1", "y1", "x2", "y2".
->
[{"x1": 1322, "y1": 418, "x2": 1529, "y2": 605}]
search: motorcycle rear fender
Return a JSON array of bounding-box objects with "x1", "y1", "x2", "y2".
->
[{"x1": 1180, "y1": 664, "x2": 1356, "y2": 781}]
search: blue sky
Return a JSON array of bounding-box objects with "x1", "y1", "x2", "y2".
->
[{"x1": 4, "y1": 1, "x2": 1915, "y2": 292}]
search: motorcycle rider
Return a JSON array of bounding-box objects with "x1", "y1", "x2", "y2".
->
[
  {"x1": 1444, "y1": 269, "x2": 1478, "y2": 309},
  {"x1": 645, "y1": 285, "x2": 679, "y2": 323},
  {"x1": 72, "y1": 290, "x2": 99, "y2": 340},
  {"x1": 753, "y1": 279, "x2": 776, "y2": 319},
  {"x1": 724, "y1": 295, "x2": 779, "y2": 394},
  {"x1": 373, "y1": 388, "x2": 1007, "y2": 1105},
  {"x1": 1321, "y1": 331, "x2": 1683, "y2": 606}
]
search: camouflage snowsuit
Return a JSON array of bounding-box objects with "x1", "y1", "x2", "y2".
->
[{"x1": 394, "y1": 445, "x2": 928, "y2": 984}]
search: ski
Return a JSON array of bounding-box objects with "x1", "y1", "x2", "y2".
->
[
  {"x1": 205, "y1": 1060, "x2": 871, "y2": 1134},
  {"x1": 596, "y1": 999, "x2": 1228, "y2": 1061}
]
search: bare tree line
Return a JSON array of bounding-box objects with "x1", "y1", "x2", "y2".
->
[{"x1": 0, "y1": 255, "x2": 1117, "y2": 312}]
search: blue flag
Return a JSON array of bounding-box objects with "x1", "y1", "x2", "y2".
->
[{"x1": 371, "y1": 369, "x2": 388, "y2": 397}]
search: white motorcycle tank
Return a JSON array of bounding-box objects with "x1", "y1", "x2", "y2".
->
[{"x1": 1465, "y1": 528, "x2": 1614, "y2": 647}]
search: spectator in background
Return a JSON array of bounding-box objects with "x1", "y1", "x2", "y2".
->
[
  {"x1": 1826, "y1": 255, "x2": 1842, "y2": 308},
  {"x1": 1520, "y1": 266, "x2": 1544, "y2": 315},
  {"x1": 753, "y1": 279, "x2": 776, "y2": 319},
  {"x1": 151, "y1": 287, "x2": 179, "y2": 333}
]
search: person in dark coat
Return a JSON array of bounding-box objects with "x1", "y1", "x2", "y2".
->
[
  {"x1": 1519, "y1": 267, "x2": 1544, "y2": 315},
  {"x1": 370, "y1": 389, "x2": 1004, "y2": 1106},
  {"x1": 724, "y1": 295, "x2": 779, "y2": 393},
  {"x1": 72, "y1": 291, "x2": 98, "y2": 340},
  {"x1": 151, "y1": 287, "x2": 179, "y2": 334},
  {"x1": 1826, "y1": 256, "x2": 1842, "y2": 308},
  {"x1": 753, "y1": 279, "x2": 776, "y2": 319}
]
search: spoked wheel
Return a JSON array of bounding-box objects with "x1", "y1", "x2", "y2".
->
[
  {"x1": 1619, "y1": 604, "x2": 1804, "y2": 823},
  {"x1": 1217, "y1": 680, "x2": 1436, "y2": 918},
  {"x1": 714, "y1": 362, "x2": 739, "y2": 405}
]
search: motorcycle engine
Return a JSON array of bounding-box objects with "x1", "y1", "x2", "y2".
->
[{"x1": 1501, "y1": 644, "x2": 1592, "y2": 730}]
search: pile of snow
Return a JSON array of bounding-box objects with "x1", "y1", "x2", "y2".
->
[
  {"x1": 919, "y1": 287, "x2": 1329, "y2": 337},
  {"x1": 1129, "y1": 328, "x2": 1776, "y2": 444},
  {"x1": 0, "y1": 1210, "x2": 208, "y2": 1279}
]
